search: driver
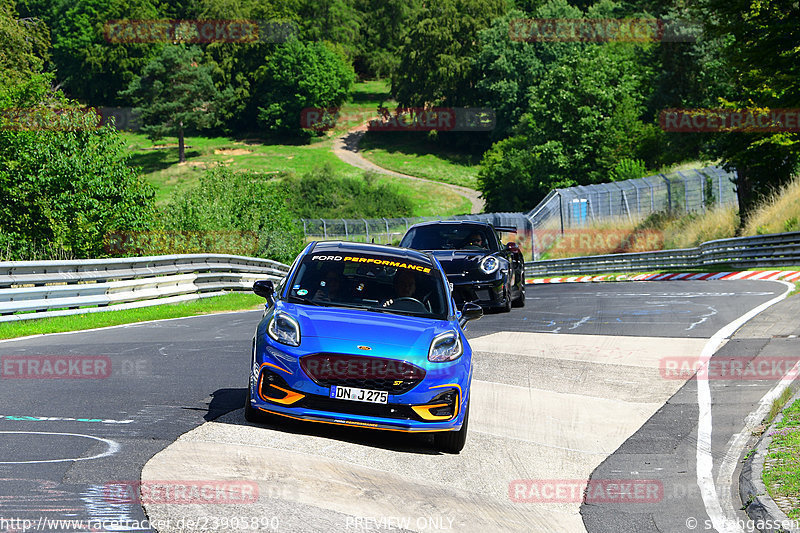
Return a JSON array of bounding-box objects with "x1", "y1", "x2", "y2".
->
[
  {"x1": 464, "y1": 232, "x2": 486, "y2": 249},
  {"x1": 394, "y1": 269, "x2": 416, "y2": 298}
]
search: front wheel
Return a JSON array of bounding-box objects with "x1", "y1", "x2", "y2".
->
[
  {"x1": 434, "y1": 400, "x2": 469, "y2": 454},
  {"x1": 244, "y1": 397, "x2": 276, "y2": 425}
]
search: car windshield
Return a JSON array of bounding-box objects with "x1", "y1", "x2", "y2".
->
[
  {"x1": 400, "y1": 226, "x2": 497, "y2": 252},
  {"x1": 286, "y1": 253, "x2": 449, "y2": 319}
]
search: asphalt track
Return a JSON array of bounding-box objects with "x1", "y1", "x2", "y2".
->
[{"x1": 0, "y1": 280, "x2": 795, "y2": 532}]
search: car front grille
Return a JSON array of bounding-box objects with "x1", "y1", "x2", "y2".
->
[
  {"x1": 296, "y1": 394, "x2": 417, "y2": 420},
  {"x1": 299, "y1": 353, "x2": 426, "y2": 394}
]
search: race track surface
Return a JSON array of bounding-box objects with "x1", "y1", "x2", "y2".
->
[{"x1": 0, "y1": 281, "x2": 793, "y2": 532}]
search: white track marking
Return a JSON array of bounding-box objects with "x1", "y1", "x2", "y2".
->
[
  {"x1": 695, "y1": 280, "x2": 793, "y2": 533},
  {"x1": 0, "y1": 431, "x2": 120, "y2": 464}
]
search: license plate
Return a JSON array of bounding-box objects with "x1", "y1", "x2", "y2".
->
[{"x1": 329, "y1": 385, "x2": 388, "y2": 404}]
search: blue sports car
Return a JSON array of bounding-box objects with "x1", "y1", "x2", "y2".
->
[{"x1": 245, "y1": 241, "x2": 482, "y2": 453}]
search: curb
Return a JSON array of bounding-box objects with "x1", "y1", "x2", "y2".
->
[
  {"x1": 526, "y1": 270, "x2": 800, "y2": 285},
  {"x1": 740, "y1": 390, "x2": 800, "y2": 533}
]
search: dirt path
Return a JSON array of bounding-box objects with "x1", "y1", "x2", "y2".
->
[{"x1": 332, "y1": 126, "x2": 485, "y2": 214}]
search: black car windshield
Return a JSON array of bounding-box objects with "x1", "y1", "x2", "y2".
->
[
  {"x1": 400, "y1": 225, "x2": 498, "y2": 252},
  {"x1": 286, "y1": 253, "x2": 449, "y2": 319}
]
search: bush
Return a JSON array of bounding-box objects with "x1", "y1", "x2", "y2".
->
[
  {"x1": 0, "y1": 79, "x2": 156, "y2": 258},
  {"x1": 156, "y1": 167, "x2": 304, "y2": 264},
  {"x1": 284, "y1": 165, "x2": 414, "y2": 219}
]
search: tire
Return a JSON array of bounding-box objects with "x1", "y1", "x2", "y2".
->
[
  {"x1": 244, "y1": 397, "x2": 275, "y2": 425},
  {"x1": 512, "y1": 283, "x2": 526, "y2": 308},
  {"x1": 498, "y1": 287, "x2": 512, "y2": 313},
  {"x1": 434, "y1": 400, "x2": 469, "y2": 454}
]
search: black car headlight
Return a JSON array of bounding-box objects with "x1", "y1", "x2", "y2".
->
[
  {"x1": 428, "y1": 331, "x2": 463, "y2": 362},
  {"x1": 479, "y1": 255, "x2": 500, "y2": 275},
  {"x1": 267, "y1": 312, "x2": 301, "y2": 347}
]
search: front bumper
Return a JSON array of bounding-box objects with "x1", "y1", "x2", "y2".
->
[
  {"x1": 449, "y1": 277, "x2": 506, "y2": 308},
  {"x1": 249, "y1": 344, "x2": 471, "y2": 433}
]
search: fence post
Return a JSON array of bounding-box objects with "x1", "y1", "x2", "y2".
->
[
  {"x1": 557, "y1": 192, "x2": 565, "y2": 235},
  {"x1": 383, "y1": 218, "x2": 390, "y2": 244},
  {"x1": 660, "y1": 174, "x2": 672, "y2": 211},
  {"x1": 362, "y1": 219, "x2": 369, "y2": 242},
  {"x1": 322, "y1": 219, "x2": 327, "y2": 239},
  {"x1": 343, "y1": 219, "x2": 348, "y2": 238}
]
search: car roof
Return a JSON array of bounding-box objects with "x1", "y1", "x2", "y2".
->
[
  {"x1": 407, "y1": 220, "x2": 493, "y2": 230},
  {"x1": 310, "y1": 241, "x2": 435, "y2": 266}
]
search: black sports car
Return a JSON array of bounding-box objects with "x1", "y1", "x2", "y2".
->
[{"x1": 399, "y1": 221, "x2": 526, "y2": 312}]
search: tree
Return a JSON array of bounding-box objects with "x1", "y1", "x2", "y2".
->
[
  {"x1": 41, "y1": 0, "x2": 161, "y2": 105},
  {"x1": 0, "y1": 80, "x2": 156, "y2": 258},
  {"x1": 252, "y1": 37, "x2": 354, "y2": 134},
  {"x1": 0, "y1": 0, "x2": 49, "y2": 87},
  {"x1": 391, "y1": 0, "x2": 506, "y2": 107},
  {"x1": 696, "y1": 0, "x2": 800, "y2": 221},
  {"x1": 120, "y1": 45, "x2": 234, "y2": 162}
]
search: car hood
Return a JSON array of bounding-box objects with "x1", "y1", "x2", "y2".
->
[
  {"x1": 428, "y1": 250, "x2": 489, "y2": 275},
  {"x1": 278, "y1": 303, "x2": 455, "y2": 356}
]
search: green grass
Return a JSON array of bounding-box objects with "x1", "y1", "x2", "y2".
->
[
  {"x1": 763, "y1": 395, "x2": 800, "y2": 520},
  {"x1": 358, "y1": 131, "x2": 482, "y2": 189},
  {"x1": 121, "y1": 80, "x2": 472, "y2": 216},
  {"x1": 0, "y1": 292, "x2": 265, "y2": 340}
]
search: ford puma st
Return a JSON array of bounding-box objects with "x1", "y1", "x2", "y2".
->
[
  {"x1": 400, "y1": 221, "x2": 526, "y2": 312},
  {"x1": 245, "y1": 241, "x2": 482, "y2": 453}
]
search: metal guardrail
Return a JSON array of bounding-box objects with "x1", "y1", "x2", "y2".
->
[
  {"x1": 525, "y1": 232, "x2": 800, "y2": 276},
  {"x1": 0, "y1": 254, "x2": 289, "y2": 323}
]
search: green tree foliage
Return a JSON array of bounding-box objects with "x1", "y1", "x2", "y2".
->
[
  {"x1": 283, "y1": 165, "x2": 414, "y2": 219},
  {"x1": 296, "y1": 0, "x2": 362, "y2": 62},
  {"x1": 392, "y1": 0, "x2": 506, "y2": 106},
  {"x1": 120, "y1": 45, "x2": 234, "y2": 162},
  {"x1": 158, "y1": 167, "x2": 304, "y2": 263},
  {"x1": 696, "y1": 0, "x2": 800, "y2": 219},
  {"x1": 42, "y1": 0, "x2": 160, "y2": 105},
  {"x1": 0, "y1": 0, "x2": 49, "y2": 86},
  {"x1": 0, "y1": 81, "x2": 156, "y2": 259},
  {"x1": 355, "y1": 0, "x2": 421, "y2": 78},
  {"x1": 253, "y1": 37, "x2": 354, "y2": 134},
  {"x1": 479, "y1": 39, "x2": 654, "y2": 210}
]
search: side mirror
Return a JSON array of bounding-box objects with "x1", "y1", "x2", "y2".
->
[
  {"x1": 253, "y1": 280, "x2": 275, "y2": 303},
  {"x1": 459, "y1": 302, "x2": 483, "y2": 328}
]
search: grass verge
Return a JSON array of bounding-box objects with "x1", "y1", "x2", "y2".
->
[
  {"x1": 358, "y1": 131, "x2": 481, "y2": 189},
  {"x1": 763, "y1": 394, "x2": 800, "y2": 520},
  {"x1": 0, "y1": 292, "x2": 264, "y2": 340}
]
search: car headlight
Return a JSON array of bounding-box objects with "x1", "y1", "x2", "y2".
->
[
  {"x1": 428, "y1": 331, "x2": 463, "y2": 362},
  {"x1": 267, "y1": 312, "x2": 301, "y2": 347},
  {"x1": 479, "y1": 255, "x2": 500, "y2": 275}
]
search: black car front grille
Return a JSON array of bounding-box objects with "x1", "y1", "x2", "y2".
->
[
  {"x1": 297, "y1": 393, "x2": 417, "y2": 420},
  {"x1": 299, "y1": 353, "x2": 426, "y2": 394}
]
